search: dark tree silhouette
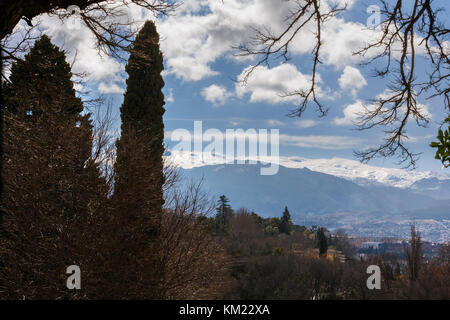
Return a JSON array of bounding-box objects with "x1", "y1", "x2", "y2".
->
[
  {"x1": 279, "y1": 206, "x2": 293, "y2": 235},
  {"x1": 0, "y1": 35, "x2": 107, "y2": 299},
  {"x1": 215, "y1": 195, "x2": 234, "y2": 232},
  {"x1": 316, "y1": 227, "x2": 328, "y2": 257},
  {"x1": 111, "y1": 20, "x2": 166, "y2": 299},
  {"x1": 405, "y1": 224, "x2": 423, "y2": 282}
]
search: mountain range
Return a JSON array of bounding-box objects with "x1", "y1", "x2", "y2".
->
[{"x1": 166, "y1": 152, "x2": 450, "y2": 242}]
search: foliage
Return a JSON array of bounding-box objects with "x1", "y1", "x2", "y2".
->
[
  {"x1": 215, "y1": 195, "x2": 234, "y2": 233},
  {"x1": 279, "y1": 206, "x2": 294, "y2": 235},
  {"x1": 316, "y1": 227, "x2": 328, "y2": 256},
  {"x1": 0, "y1": 35, "x2": 108, "y2": 299},
  {"x1": 430, "y1": 117, "x2": 450, "y2": 168}
]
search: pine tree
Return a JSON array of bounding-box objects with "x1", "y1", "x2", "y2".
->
[
  {"x1": 0, "y1": 35, "x2": 107, "y2": 299},
  {"x1": 279, "y1": 206, "x2": 293, "y2": 235},
  {"x1": 111, "y1": 20, "x2": 166, "y2": 298},
  {"x1": 215, "y1": 195, "x2": 233, "y2": 232}
]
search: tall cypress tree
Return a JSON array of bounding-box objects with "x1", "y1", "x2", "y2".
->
[
  {"x1": 279, "y1": 206, "x2": 293, "y2": 235},
  {"x1": 0, "y1": 35, "x2": 107, "y2": 299},
  {"x1": 114, "y1": 20, "x2": 165, "y2": 209},
  {"x1": 316, "y1": 227, "x2": 328, "y2": 256},
  {"x1": 112, "y1": 21, "x2": 166, "y2": 298}
]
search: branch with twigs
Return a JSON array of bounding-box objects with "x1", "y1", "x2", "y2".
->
[
  {"x1": 235, "y1": 0, "x2": 345, "y2": 118},
  {"x1": 237, "y1": 0, "x2": 449, "y2": 168}
]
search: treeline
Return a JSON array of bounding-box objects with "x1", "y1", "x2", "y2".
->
[
  {"x1": 203, "y1": 195, "x2": 450, "y2": 299},
  {"x1": 0, "y1": 21, "x2": 448, "y2": 300}
]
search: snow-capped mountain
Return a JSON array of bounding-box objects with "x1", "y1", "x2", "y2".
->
[
  {"x1": 277, "y1": 157, "x2": 449, "y2": 189},
  {"x1": 165, "y1": 151, "x2": 450, "y2": 242},
  {"x1": 165, "y1": 150, "x2": 450, "y2": 189},
  {"x1": 175, "y1": 163, "x2": 449, "y2": 242}
]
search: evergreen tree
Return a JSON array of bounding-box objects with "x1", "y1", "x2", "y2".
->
[
  {"x1": 112, "y1": 20, "x2": 166, "y2": 298},
  {"x1": 316, "y1": 227, "x2": 328, "y2": 256},
  {"x1": 0, "y1": 35, "x2": 107, "y2": 299},
  {"x1": 405, "y1": 224, "x2": 423, "y2": 282},
  {"x1": 215, "y1": 195, "x2": 233, "y2": 232},
  {"x1": 279, "y1": 206, "x2": 293, "y2": 235},
  {"x1": 114, "y1": 20, "x2": 165, "y2": 213}
]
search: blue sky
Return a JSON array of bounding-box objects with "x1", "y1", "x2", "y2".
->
[{"x1": 26, "y1": 0, "x2": 450, "y2": 172}]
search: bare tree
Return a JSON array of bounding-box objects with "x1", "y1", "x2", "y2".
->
[
  {"x1": 0, "y1": 0, "x2": 178, "y2": 73},
  {"x1": 158, "y1": 172, "x2": 232, "y2": 299},
  {"x1": 0, "y1": 18, "x2": 41, "y2": 83},
  {"x1": 90, "y1": 99, "x2": 118, "y2": 194},
  {"x1": 0, "y1": 1, "x2": 176, "y2": 41},
  {"x1": 236, "y1": 0, "x2": 345, "y2": 118},
  {"x1": 237, "y1": 0, "x2": 449, "y2": 168},
  {"x1": 354, "y1": 0, "x2": 449, "y2": 168}
]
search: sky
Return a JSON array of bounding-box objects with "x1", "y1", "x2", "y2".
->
[{"x1": 13, "y1": 0, "x2": 450, "y2": 172}]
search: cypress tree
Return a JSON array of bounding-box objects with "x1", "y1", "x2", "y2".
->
[
  {"x1": 279, "y1": 206, "x2": 293, "y2": 235},
  {"x1": 0, "y1": 35, "x2": 107, "y2": 299},
  {"x1": 112, "y1": 20, "x2": 166, "y2": 298},
  {"x1": 405, "y1": 224, "x2": 423, "y2": 282},
  {"x1": 114, "y1": 20, "x2": 165, "y2": 211},
  {"x1": 316, "y1": 227, "x2": 328, "y2": 256}
]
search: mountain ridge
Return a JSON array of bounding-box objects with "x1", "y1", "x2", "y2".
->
[
  {"x1": 175, "y1": 161, "x2": 450, "y2": 242},
  {"x1": 165, "y1": 151, "x2": 450, "y2": 190}
]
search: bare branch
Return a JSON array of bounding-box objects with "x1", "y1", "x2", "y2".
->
[
  {"x1": 237, "y1": 0, "x2": 449, "y2": 168},
  {"x1": 235, "y1": 0, "x2": 346, "y2": 117}
]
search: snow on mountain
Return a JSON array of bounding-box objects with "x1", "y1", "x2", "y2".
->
[
  {"x1": 176, "y1": 163, "x2": 449, "y2": 242},
  {"x1": 164, "y1": 150, "x2": 450, "y2": 189},
  {"x1": 166, "y1": 152, "x2": 450, "y2": 242},
  {"x1": 277, "y1": 157, "x2": 449, "y2": 189}
]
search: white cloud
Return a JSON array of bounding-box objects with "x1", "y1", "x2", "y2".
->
[
  {"x1": 37, "y1": 13, "x2": 125, "y2": 91},
  {"x1": 294, "y1": 119, "x2": 318, "y2": 128},
  {"x1": 31, "y1": 1, "x2": 292, "y2": 83},
  {"x1": 338, "y1": 66, "x2": 367, "y2": 97},
  {"x1": 40, "y1": 19, "x2": 122, "y2": 80},
  {"x1": 236, "y1": 64, "x2": 318, "y2": 104},
  {"x1": 25, "y1": 0, "x2": 430, "y2": 92},
  {"x1": 166, "y1": 88, "x2": 175, "y2": 103},
  {"x1": 201, "y1": 84, "x2": 231, "y2": 106},
  {"x1": 157, "y1": 0, "x2": 275, "y2": 81},
  {"x1": 98, "y1": 82, "x2": 123, "y2": 94},
  {"x1": 374, "y1": 89, "x2": 432, "y2": 121},
  {"x1": 156, "y1": 0, "x2": 367, "y2": 81},
  {"x1": 266, "y1": 119, "x2": 285, "y2": 127},
  {"x1": 333, "y1": 100, "x2": 365, "y2": 126},
  {"x1": 334, "y1": 92, "x2": 432, "y2": 126},
  {"x1": 280, "y1": 134, "x2": 362, "y2": 150},
  {"x1": 166, "y1": 128, "x2": 361, "y2": 150},
  {"x1": 334, "y1": 0, "x2": 357, "y2": 8},
  {"x1": 319, "y1": 19, "x2": 380, "y2": 67},
  {"x1": 157, "y1": 1, "x2": 429, "y2": 82}
]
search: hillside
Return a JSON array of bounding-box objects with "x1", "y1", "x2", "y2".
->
[{"x1": 178, "y1": 163, "x2": 450, "y2": 242}]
